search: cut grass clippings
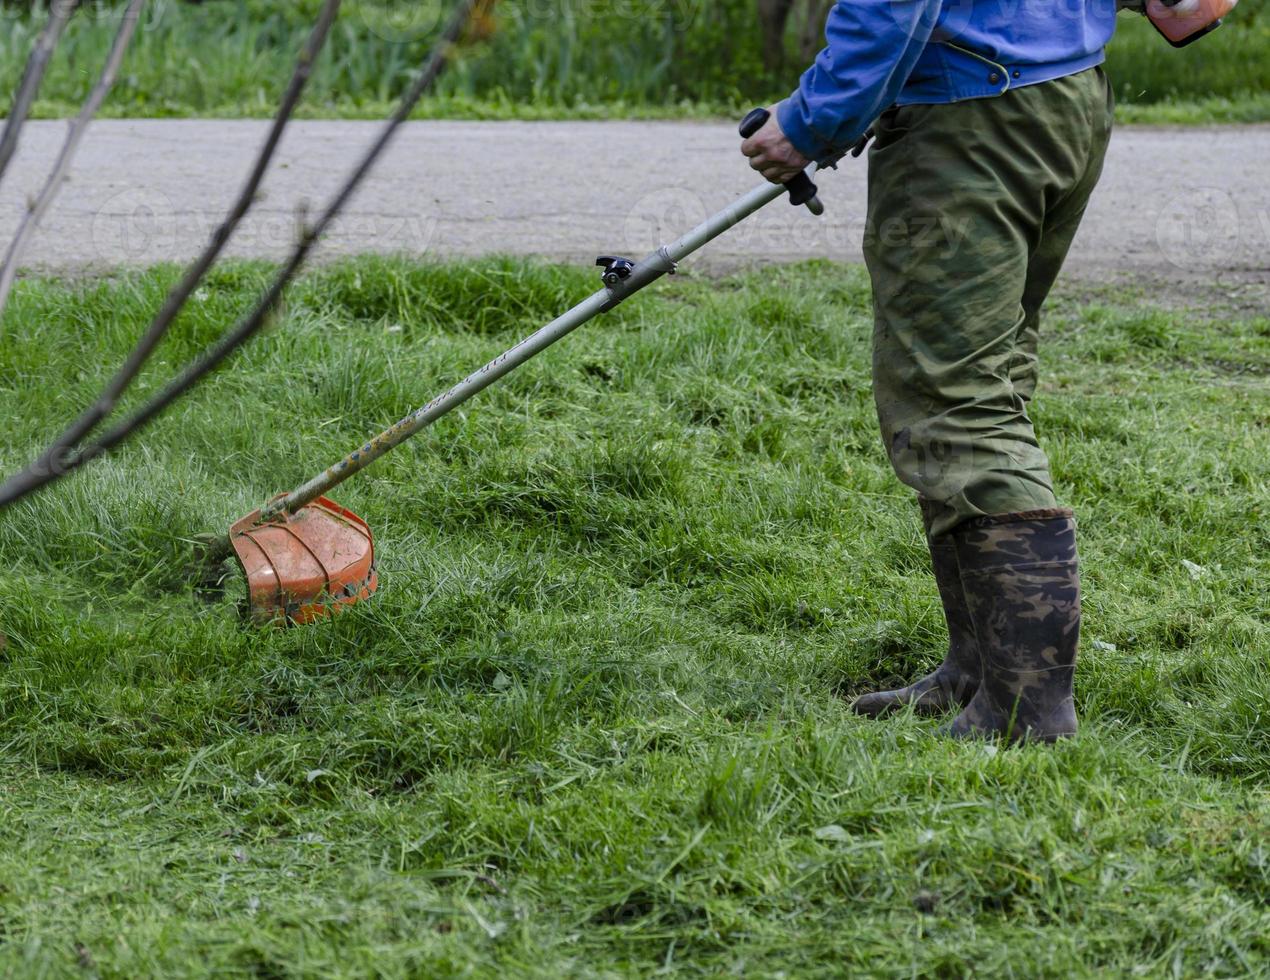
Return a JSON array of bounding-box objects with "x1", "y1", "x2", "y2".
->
[{"x1": 0, "y1": 257, "x2": 1267, "y2": 976}]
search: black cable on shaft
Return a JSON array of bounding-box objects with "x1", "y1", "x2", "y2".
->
[{"x1": 0, "y1": 0, "x2": 479, "y2": 510}]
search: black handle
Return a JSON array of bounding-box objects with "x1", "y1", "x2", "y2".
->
[
  {"x1": 738, "y1": 107, "x2": 820, "y2": 209},
  {"x1": 738, "y1": 107, "x2": 771, "y2": 140}
]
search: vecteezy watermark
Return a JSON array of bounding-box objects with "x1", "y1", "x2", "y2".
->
[
  {"x1": 351, "y1": 0, "x2": 703, "y2": 43},
  {"x1": 1154, "y1": 186, "x2": 1244, "y2": 270},
  {"x1": 515, "y1": 0, "x2": 702, "y2": 31},
  {"x1": 90, "y1": 188, "x2": 179, "y2": 263},
  {"x1": 222, "y1": 211, "x2": 442, "y2": 257},
  {"x1": 878, "y1": 0, "x2": 1121, "y2": 38},
  {"x1": 90, "y1": 190, "x2": 441, "y2": 265},
  {"x1": 353, "y1": 0, "x2": 451, "y2": 43},
  {"x1": 0, "y1": 0, "x2": 77, "y2": 24},
  {"x1": 887, "y1": 426, "x2": 976, "y2": 501},
  {"x1": 622, "y1": 186, "x2": 711, "y2": 253},
  {"x1": 1, "y1": 0, "x2": 173, "y2": 32},
  {"x1": 862, "y1": 213, "x2": 972, "y2": 260},
  {"x1": 618, "y1": 179, "x2": 976, "y2": 266}
]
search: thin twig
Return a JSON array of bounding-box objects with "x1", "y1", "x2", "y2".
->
[
  {"x1": 0, "y1": 0, "x2": 80, "y2": 186},
  {"x1": 0, "y1": 0, "x2": 478, "y2": 510},
  {"x1": 0, "y1": 0, "x2": 146, "y2": 326},
  {"x1": 0, "y1": 0, "x2": 345, "y2": 509}
]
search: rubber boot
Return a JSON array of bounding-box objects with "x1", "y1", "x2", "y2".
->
[
  {"x1": 852, "y1": 498, "x2": 980, "y2": 717},
  {"x1": 948, "y1": 510, "x2": 1081, "y2": 743}
]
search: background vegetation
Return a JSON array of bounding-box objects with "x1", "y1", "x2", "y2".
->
[
  {"x1": 2, "y1": 0, "x2": 1269, "y2": 121},
  {"x1": 0, "y1": 258, "x2": 1265, "y2": 974}
]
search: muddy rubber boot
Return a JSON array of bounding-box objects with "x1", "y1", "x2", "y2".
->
[
  {"x1": 947, "y1": 510, "x2": 1081, "y2": 743},
  {"x1": 852, "y1": 499, "x2": 980, "y2": 717}
]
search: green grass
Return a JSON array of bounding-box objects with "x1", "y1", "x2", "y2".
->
[
  {"x1": 3, "y1": 0, "x2": 1270, "y2": 122},
  {"x1": 0, "y1": 257, "x2": 1267, "y2": 976}
]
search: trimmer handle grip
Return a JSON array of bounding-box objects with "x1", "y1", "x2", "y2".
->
[
  {"x1": 739, "y1": 107, "x2": 824, "y2": 216},
  {"x1": 738, "y1": 107, "x2": 776, "y2": 139}
]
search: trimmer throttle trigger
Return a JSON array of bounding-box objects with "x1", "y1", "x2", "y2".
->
[
  {"x1": 596, "y1": 256, "x2": 635, "y2": 289},
  {"x1": 738, "y1": 107, "x2": 824, "y2": 216}
]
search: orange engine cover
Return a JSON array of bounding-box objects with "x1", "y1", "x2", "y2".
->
[
  {"x1": 229, "y1": 496, "x2": 377, "y2": 626},
  {"x1": 1148, "y1": 0, "x2": 1237, "y2": 45}
]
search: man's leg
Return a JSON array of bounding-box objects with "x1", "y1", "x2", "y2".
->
[
  {"x1": 851, "y1": 496, "x2": 979, "y2": 717},
  {"x1": 1013, "y1": 68, "x2": 1115, "y2": 402},
  {"x1": 854, "y1": 69, "x2": 1113, "y2": 737},
  {"x1": 951, "y1": 70, "x2": 1113, "y2": 741}
]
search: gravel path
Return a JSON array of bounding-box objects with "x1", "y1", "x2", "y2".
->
[{"x1": 2, "y1": 120, "x2": 1268, "y2": 288}]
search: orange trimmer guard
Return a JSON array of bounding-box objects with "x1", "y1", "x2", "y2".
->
[{"x1": 229, "y1": 496, "x2": 377, "y2": 626}]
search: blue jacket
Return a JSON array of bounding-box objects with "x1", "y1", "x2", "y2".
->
[{"x1": 777, "y1": 0, "x2": 1120, "y2": 163}]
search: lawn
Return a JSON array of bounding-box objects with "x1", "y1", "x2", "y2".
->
[
  {"x1": 3, "y1": 0, "x2": 1270, "y2": 123},
  {"x1": 0, "y1": 257, "x2": 1267, "y2": 976}
]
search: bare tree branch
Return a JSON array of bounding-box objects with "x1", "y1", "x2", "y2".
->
[
  {"x1": 0, "y1": 0, "x2": 147, "y2": 326},
  {"x1": 0, "y1": 0, "x2": 345, "y2": 509},
  {"x1": 0, "y1": 0, "x2": 481, "y2": 510},
  {"x1": 0, "y1": 0, "x2": 80, "y2": 187}
]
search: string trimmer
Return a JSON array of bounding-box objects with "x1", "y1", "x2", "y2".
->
[{"x1": 212, "y1": 109, "x2": 843, "y2": 625}]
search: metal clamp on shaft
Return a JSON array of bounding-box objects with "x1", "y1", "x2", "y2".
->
[{"x1": 739, "y1": 107, "x2": 825, "y2": 217}]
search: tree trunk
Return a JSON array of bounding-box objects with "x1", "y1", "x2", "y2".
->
[
  {"x1": 757, "y1": 0, "x2": 797, "y2": 73},
  {"x1": 797, "y1": 0, "x2": 835, "y2": 62}
]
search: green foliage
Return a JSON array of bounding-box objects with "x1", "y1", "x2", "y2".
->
[
  {"x1": 1, "y1": 0, "x2": 1268, "y2": 119},
  {"x1": 0, "y1": 258, "x2": 1266, "y2": 974},
  {"x1": 1107, "y1": 0, "x2": 1270, "y2": 105}
]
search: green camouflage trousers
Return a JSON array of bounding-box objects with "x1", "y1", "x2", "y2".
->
[{"x1": 865, "y1": 67, "x2": 1114, "y2": 537}]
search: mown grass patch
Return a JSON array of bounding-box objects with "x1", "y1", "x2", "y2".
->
[{"x1": 0, "y1": 258, "x2": 1266, "y2": 976}]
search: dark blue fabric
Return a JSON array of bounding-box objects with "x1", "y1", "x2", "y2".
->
[{"x1": 776, "y1": 1, "x2": 1120, "y2": 162}]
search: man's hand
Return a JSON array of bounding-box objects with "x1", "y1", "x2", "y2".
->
[
  {"x1": 741, "y1": 108, "x2": 812, "y2": 185},
  {"x1": 1146, "y1": 0, "x2": 1200, "y2": 15},
  {"x1": 1144, "y1": 0, "x2": 1238, "y2": 18}
]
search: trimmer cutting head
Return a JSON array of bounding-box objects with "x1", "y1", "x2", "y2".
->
[{"x1": 229, "y1": 496, "x2": 377, "y2": 626}]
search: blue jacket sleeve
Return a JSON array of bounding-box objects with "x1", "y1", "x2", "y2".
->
[{"x1": 777, "y1": 0, "x2": 943, "y2": 162}]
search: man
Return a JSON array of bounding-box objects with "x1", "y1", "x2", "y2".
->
[{"x1": 741, "y1": 1, "x2": 1149, "y2": 742}]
